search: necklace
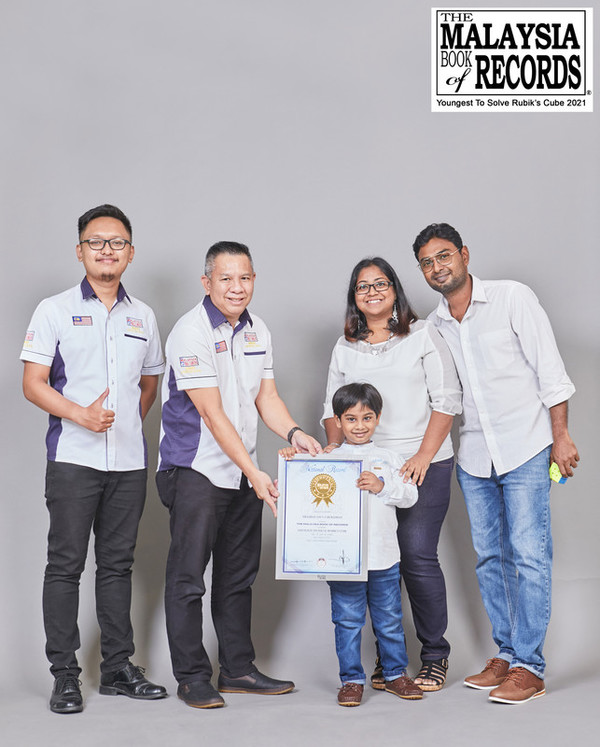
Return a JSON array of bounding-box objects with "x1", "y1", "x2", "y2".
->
[{"x1": 364, "y1": 331, "x2": 395, "y2": 356}]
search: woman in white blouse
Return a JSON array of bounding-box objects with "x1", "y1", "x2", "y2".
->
[{"x1": 323, "y1": 257, "x2": 462, "y2": 692}]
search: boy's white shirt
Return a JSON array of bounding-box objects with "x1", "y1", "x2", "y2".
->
[{"x1": 333, "y1": 441, "x2": 418, "y2": 570}]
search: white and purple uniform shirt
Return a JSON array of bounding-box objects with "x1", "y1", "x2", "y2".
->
[
  {"x1": 158, "y1": 296, "x2": 274, "y2": 490},
  {"x1": 20, "y1": 278, "x2": 164, "y2": 471}
]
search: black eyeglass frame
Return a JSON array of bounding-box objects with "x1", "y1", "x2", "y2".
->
[
  {"x1": 80, "y1": 238, "x2": 132, "y2": 251},
  {"x1": 354, "y1": 280, "x2": 393, "y2": 295}
]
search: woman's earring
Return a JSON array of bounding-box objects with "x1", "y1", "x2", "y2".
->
[{"x1": 391, "y1": 303, "x2": 398, "y2": 323}]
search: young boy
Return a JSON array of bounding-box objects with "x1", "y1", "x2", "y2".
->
[{"x1": 281, "y1": 382, "x2": 421, "y2": 706}]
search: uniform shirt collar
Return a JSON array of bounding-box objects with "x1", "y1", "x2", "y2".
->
[
  {"x1": 203, "y1": 294, "x2": 253, "y2": 330},
  {"x1": 433, "y1": 274, "x2": 486, "y2": 320},
  {"x1": 80, "y1": 277, "x2": 130, "y2": 303}
]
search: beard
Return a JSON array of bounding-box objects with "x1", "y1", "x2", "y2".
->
[
  {"x1": 100, "y1": 272, "x2": 116, "y2": 283},
  {"x1": 429, "y1": 271, "x2": 468, "y2": 296}
]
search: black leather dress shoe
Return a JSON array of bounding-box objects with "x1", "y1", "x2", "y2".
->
[
  {"x1": 50, "y1": 674, "x2": 83, "y2": 714},
  {"x1": 218, "y1": 669, "x2": 294, "y2": 695},
  {"x1": 99, "y1": 663, "x2": 167, "y2": 699},
  {"x1": 177, "y1": 681, "x2": 225, "y2": 709}
]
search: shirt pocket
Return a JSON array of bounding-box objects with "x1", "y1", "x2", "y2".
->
[
  {"x1": 478, "y1": 328, "x2": 519, "y2": 370},
  {"x1": 122, "y1": 334, "x2": 149, "y2": 376},
  {"x1": 124, "y1": 332, "x2": 148, "y2": 342}
]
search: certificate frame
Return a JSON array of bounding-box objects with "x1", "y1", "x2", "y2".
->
[{"x1": 275, "y1": 454, "x2": 368, "y2": 581}]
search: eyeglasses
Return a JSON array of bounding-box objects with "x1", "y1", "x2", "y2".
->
[
  {"x1": 80, "y1": 238, "x2": 132, "y2": 252},
  {"x1": 418, "y1": 248, "x2": 461, "y2": 273},
  {"x1": 355, "y1": 280, "x2": 392, "y2": 295}
]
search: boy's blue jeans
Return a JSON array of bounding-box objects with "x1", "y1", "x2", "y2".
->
[
  {"x1": 456, "y1": 446, "x2": 552, "y2": 678},
  {"x1": 328, "y1": 563, "x2": 408, "y2": 684}
]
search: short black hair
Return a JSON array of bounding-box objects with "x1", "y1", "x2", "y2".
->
[
  {"x1": 332, "y1": 383, "x2": 383, "y2": 419},
  {"x1": 204, "y1": 241, "x2": 254, "y2": 276},
  {"x1": 412, "y1": 223, "x2": 463, "y2": 258},
  {"x1": 78, "y1": 204, "x2": 132, "y2": 239}
]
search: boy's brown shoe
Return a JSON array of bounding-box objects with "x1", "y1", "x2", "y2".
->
[
  {"x1": 337, "y1": 682, "x2": 364, "y2": 706},
  {"x1": 489, "y1": 667, "x2": 545, "y2": 704},
  {"x1": 385, "y1": 675, "x2": 423, "y2": 700},
  {"x1": 464, "y1": 658, "x2": 510, "y2": 690}
]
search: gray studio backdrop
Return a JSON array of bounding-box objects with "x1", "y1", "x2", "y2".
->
[{"x1": 1, "y1": 0, "x2": 598, "y2": 695}]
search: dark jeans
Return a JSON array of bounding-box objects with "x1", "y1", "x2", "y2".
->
[
  {"x1": 43, "y1": 461, "x2": 147, "y2": 676},
  {"x1": 156, "y1": 468, "x2": 263, "y2": 685},
  {"x1": 396, "y1": 456, "x2": 453, "y2": 661}
]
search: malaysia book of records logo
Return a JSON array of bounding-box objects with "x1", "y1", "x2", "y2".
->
[{"x1": 431, "y1": 7, "x2": 594, "y2": 112}]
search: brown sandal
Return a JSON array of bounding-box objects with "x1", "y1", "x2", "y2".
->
[
  {"x1": 414, "y1": 658, "x2": 448, "y2": 691},
  {"x1": 370, "y1": 655, "x2": 385, "y2": 690}
]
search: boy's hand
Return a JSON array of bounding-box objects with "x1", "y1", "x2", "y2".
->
[
  {"x1": 357, "y1": 471, "x2": 383, "y2": 494},
  {"x1": 278, "y1": 447, "x2": 297, "y2": 460}
]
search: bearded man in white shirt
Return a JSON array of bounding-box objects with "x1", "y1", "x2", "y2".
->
[{"x1": 413, "y1": 222, "x2": 579, "y2": 705}]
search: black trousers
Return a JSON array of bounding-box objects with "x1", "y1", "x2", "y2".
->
[
  {"x1": 396, "y1": 456, "x2": 454, "y2": 661},
  {"x1": 43, "y1": 461, "x2": 147, "y2": 676},
  {"x1": 156, "y1": 468, "x2": 263, "y2": 685}
]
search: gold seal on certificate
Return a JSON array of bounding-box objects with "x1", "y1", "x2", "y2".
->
[
  {"x1": 275, "y1": 455, "x2": 368, "y2": 581},
  {"x1": 310, "y1": 473, "x2": 336, "y2": 506}
]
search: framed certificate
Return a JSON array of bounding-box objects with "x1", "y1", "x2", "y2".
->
[{"x1": 275, "y1": 454, "x2": 368, "y2": 581}]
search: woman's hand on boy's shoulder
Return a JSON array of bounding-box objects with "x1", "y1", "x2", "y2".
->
[{"x1": 400, "y1": 451, "x2": 432, "y2": 486}]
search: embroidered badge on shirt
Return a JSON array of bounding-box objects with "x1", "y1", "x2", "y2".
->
[
  {"x1": 125, "y1": 317, "x2": 145, "y2": 339},
  {"x1": 72, "y1": 316, "x2": 93, "y2": 326},
  {"x1": 23, "y1": 330, "x2": 35, "y2": 349},
  {"x1": 215, "y1": 340, "x2": 228, "y2": 354},
  {"x1": 180, "y1": 356, "x2": 200, "y2": 367},
  {"x1": 243, "y1": 330, "x2": 265, "y2": 355}
]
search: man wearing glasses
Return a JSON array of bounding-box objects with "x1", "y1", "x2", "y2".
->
[
  {"x1": 413, "y1": 222, "x2": 578, "y2": 705},
  {"x1": 21, "y1": 204, "x2": 166, "y2": 713}
]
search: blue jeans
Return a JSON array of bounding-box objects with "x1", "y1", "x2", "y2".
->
[
  {"x1": 328, "y1": 563, "x2": 408, "y2": 684},
  {"x1": 456, "y1": 446, "x2": 552, "y2": 678}
]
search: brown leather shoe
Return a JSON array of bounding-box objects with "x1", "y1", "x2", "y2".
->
[
  {"x1": 489, "y1": 667, "x2": 545, "y2": 704},
  {"x1": 337, "y1": 682, "x2": 364, "y2": 706},
  {"x1": 384, "y1": 675, "x2": 423, "y2": 700},
  {"x1": 464, "y1": 658, "x2": 510, "y2": 690}
]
